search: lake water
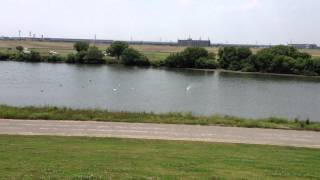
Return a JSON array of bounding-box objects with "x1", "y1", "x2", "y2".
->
[{"x1": 0, "y1": 61, "x2": 320, "y2": 121}]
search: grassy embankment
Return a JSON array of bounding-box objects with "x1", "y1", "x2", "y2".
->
[
  {"x1": 0, "y1": 105, "x2": 319, "y2": 131},
  {"x1": 1, "y1": 40, "x2": 320, "y2": 61},
  {"x1": 0, "y1": 135, "x2": 320, "y2": 179}
]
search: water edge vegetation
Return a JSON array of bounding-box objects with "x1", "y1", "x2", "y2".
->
[
  {"x1": 1, "y1": 41, "x2": 320, "y2": 76},
  {"x1": 0, "y1": 105, "x2": 319, "y2": 131}
]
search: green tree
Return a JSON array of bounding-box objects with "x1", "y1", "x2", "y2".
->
[
  {"x1": 75, "y1": 51, "x2": 87, "y2": 63},
  {"x1": 218, "y1": 47, "x2": 252, "y2": 70},
  {"x1": 73, "y1": 42, "x2": 89, "y2": 52},
  {"x1": 25, "y1": 51, "x2": 42, "y2": 62},
  {"x1": 66, "y1": 53, "x2": 76, "y2": 63},
  {"x1": 84, "y1": 46, "x2": 105, "y2": 64},
  {"x1": 181, "y1": 47, "x2": 209, "y2": 68},
  {"x1": 121, "y1": 48, "x2": 150, "y2": 66},
  {"x1": 269, "y1": 55, "x2": 295, "y2": 73},
  {"x1": 194, "y1": 57, "x2": 217, "y2": 69},
  {"x1": 164, "y1": 47, "x2": 209, "y2": 68},
  {"x1": 0, "y1": 52, "x2": 10, "y2": 60},
  {"x1": 258, "y1": 45, "x2": 311, "y2": 59},
  {"x1": 47, "y1": 55, "x2": 65, "y2": 63},
  {"x1": 106, "y1": 41, "x2": 129, "y2": 59},
  {"x1": 164, "y1": 53, "x2": 184, "y2": 68}
]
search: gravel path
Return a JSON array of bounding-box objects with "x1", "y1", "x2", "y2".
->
[{"x1": 1, "y1": 119, "x2": 320, "y2": 148}]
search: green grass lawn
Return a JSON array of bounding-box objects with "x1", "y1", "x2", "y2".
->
[
  {"x1": 0, "y1": 105, "x2": 319, "y2": 131},
  {"x1": 143, "y1": 51, "x2": 170, "y2": 61},
  {"x1": 0, "y1": 135, "x2": 319, "y2": 179}
]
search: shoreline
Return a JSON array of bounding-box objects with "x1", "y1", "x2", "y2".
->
[
  {"x1": 2, "y1": 60, "x2": 320, "y2": 79},
  {"x1": 187, "y1": 68, "x2": 320, "y2": 79},
  {"x1": 0, "y1": 105, "x2": 319, "y2": 132}
]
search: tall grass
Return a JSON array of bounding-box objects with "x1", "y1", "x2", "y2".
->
[{"x1": 0, "y1": 105, "x2": 319, "y2": 131}]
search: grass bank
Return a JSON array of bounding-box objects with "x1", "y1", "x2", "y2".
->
[
  {"x1": 1, "y1": 135, "x2": 320, "y2": 179},
  {"x1": 0, "y1": 105, "x2": 319, "y2": 131}
]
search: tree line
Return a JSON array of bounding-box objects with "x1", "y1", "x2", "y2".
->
[
  {"x1": 0, "y1": 41, "x2": 320, "y2": 76},
  {"x1": 163, "y1": 45, "x2": 320, "y2": 76},
  {"x1": 0, "y1": 41, "x2": 149, "y2": 66}
]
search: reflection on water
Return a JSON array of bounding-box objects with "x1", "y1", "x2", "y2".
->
[{"x1": 0, "y1": 61, "x2": 319, "y2": 121}]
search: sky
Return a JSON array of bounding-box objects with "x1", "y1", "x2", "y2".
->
[{"x1": 1, "y1": 0, "x2": 319, "y2": 45}]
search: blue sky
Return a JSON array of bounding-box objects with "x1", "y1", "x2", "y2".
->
[{"x1": 1, "y1": 0, "x2": 319, "y2": 44}]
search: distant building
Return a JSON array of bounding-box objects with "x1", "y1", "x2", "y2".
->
[
  {"x1": 288, "y1": 44, "x2": 318, "y2": 49},
  {"x1": 178, "y1": 38, "x2": 211, "y2": 47}
]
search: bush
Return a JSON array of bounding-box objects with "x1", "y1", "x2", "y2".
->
[
  {"x1": 218, "y1": 47, "x2": 252, "y2": 70},
  {"x1": 105, "y1": 57, "x2": 119, "y2": 65},
  {"x1": 75, "y1": 51, "x2": 87, "y2": 63},
  {"x1": 258, "y1": 45, "x2": 311, "y2": 59},
  {"x1": 106, "y1": 41, "x2": 129, "y2": 59},
  {"x1": 47, "y1": 55, "x2": 65, "y2": 63},
  {"x1": 251, "y1": 51, "x2": 273, "y2": 72},
  {"x1": 0, "y1": 52, "x2": 10, "y2": 60},
  {"x1": 164, "y1": 53, "x2": 184, "y2": 68},
  {"x1": 181, "y1": 47, "x2": 209, "y2": 68},
  {"x1": 216, "y1": 45, "x2": 319, "y2": 76},
  {"x1": 194, "y1": 58, "x2": 218, "y2": 69},
  {"x1": 74, "y1": 42, "x2": 89, "y2": 52},
  {"x1": 269, "y1": 55, "x2": 295, "y2": 73},
  {"x1": 150, "y1": 60, "x2": 165, "y2": 67},
  {"x1": 164, "y1": 47, "x2": 209, "y2": 68},
  {"x1": 66, "y1": 53, "x2": 76, "y2": 63},
  {"x1": 24, "y1": 51, "x2": 42, "y2": 62},
  {"x1": 84, "y1": 46, "x2": 105, "y2": 64},
  {"x1": 208, "y1": 52, "x2": 216, "y2": 60},
  {"x1": 121, "y1": 48, "x2": 150, "y2": 66},
  {"x1": 16, "y1": 46, "x2": 24, "y2": 52}
]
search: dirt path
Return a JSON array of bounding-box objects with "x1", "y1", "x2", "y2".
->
[{"x1": 1, "y1": 119, "x2": 320, "y2": 148}]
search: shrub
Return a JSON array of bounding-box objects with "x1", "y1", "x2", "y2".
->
[
  {"x1": 73, "y1": 42, "x2": 89, "y2": 52},
  {"x1": 16, "y1": 46, "x2": 24, "y2": 52},
  {"x1": 24, "y1": 51, "x2": 42, "y2": 62},
  {"x1": 150, "y1": 60, "x2": 165, "y2": 67},
  {"x1": 121, "y1": 48, "x2": 150, "y2": 66},
  {"x1": 194, "y1": 58, "x2": 217, "y2": 69},
  {"x1": 66, "y1": 53, "x2": 76, "y2": 63},
  {"x1": 164, "y1": 53, "x2": 184, "y2": 68},
  {"x1": 84, "y1": 46, "x2": 105, "y2": 64},
  {"x1": 106, "y1": 41, "x2": 129, "y2": 59},
  {"x1": 258, "y1": 45, "x2": 311, "y2": 59},
  {"x1": 0, "y1": 52, "x2": 10, "y2": 60},
  {"x1": 218, "y1": 47, "x2": 252, "y2": 70},
  {"x1": 164, "y1": 47, "x2": 209, "y2": 68},
  {"x1": 208, "y1": 52, "x2": 216, "y2": 60},
  {"x1": 181, "y1": 47, "x2": 209, "y2": 68},
  {"x1": 268, "y1": 55, "x2": 295, "y2": 74},
  {"x1": 105, "y1": 57, "x2": 119, "y2": 64},
  {"x1": 252, "y1": 51, "x2": 273, "y2": 72},
  {"x1": 47, "y1": 55, "x2": 65, "y2": 63},
  {"x1": 75, "y1": 51, "x2": 87, "y2": 63}
]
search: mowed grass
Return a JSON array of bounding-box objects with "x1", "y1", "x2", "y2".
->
[
  {"x1": 1, "y1": 105, "x2": 320, "y2": 131},
  {"x1": 0, "y1": 135, "x2": 320, "y2": 179},
  {"x1": 2, "y1": 40, "x2": 320, "y2": 60}
]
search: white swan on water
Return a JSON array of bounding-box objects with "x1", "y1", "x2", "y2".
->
[{"x1": 186, "y1": 85, "x2": 192, "y2": 91}]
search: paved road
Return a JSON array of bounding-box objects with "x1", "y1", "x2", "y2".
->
[{"x1": 1, "y1": 119, "x2": 320, "y2": 148}]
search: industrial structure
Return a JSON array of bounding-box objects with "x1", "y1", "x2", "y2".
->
[
  {"x1": 288, "y1": 44, "x2": 318, "y2": 49},
  {"x1": 178, "y1": 38, "x2": 211, "y2": 47},
  {"x1": 1, "y1": 36, "x2": 318, "y2": 49}
]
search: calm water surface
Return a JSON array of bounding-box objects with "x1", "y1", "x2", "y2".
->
[{"x1": 0, "y1": 61, "x2": 320, "y2": 121}]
